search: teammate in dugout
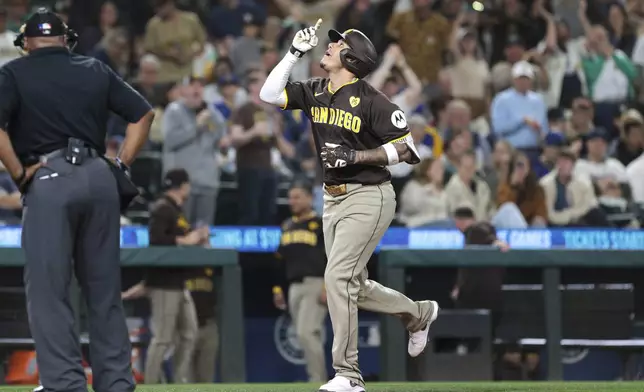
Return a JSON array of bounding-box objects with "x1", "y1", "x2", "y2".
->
[{"x1": 259, "y1": 20, "x2": 440, "y2": 392}]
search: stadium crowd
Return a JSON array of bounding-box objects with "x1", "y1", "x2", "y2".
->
[{"x1": 0, "y1": 0, "x2": 643, "y2": 230}]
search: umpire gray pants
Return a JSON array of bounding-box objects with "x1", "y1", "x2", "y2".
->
[{"x1": 22, "y1": 156, "x2": 133, "y2": 392}]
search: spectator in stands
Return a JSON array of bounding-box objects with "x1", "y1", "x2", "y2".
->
[
  {"x1": 230, "y1": 75, "x2": 279, "y2": 225},
  {"x1": 132, "y1": 54, "x2": 164, "y2": 107},
  {"x1": 490, "y1": 36, "x2": 549, "y2": 94},
  {"x1": 445, "y1": 100, "x2": 491, "y2": 170},
  {"x1": 484, "y1": 140, "x2": 514, "y2": 199},
  {"x1": 575, "y1": 128, "x2": 629, "y2": 183},
  {"x1": 497, "y1": 151, "x2": 548, "y2": 227},
  {"x1": 633, "y1": 28, "x2": 644, "y2": 72},
  {"x1": 490, "y1": 61, "x2": 512, "y2": 95},
  {"x1": 334, "y1": 0, "x2": 376, "y2": 46},
  {"x1": 386, "y1": 0, "x2": 451, "y2": 84},
  {"x1": 535, "y1": 132, "x2": 565, "y2": 178},
  {"x1": 212, "y1": 75, "x2": 243, "y2": 122},
  {"x1": 442, "y1": 130, "x2": 468, "y2": 178},
  {"x1": 447, "y1": 15, "x2": 490, "y2": 120},
  {"x1": 368, "y1": 44, "x2": 423, "y2": 117},
  {"x1": 564, "y1": 97, "x2": 595, "y2": 148},
  {"x1": 428, "y1": 96, "x2": 450, "y2": 132},
  {"x1": 0, "y1": 162, "x2": 22, "y2": 225},
  {"x1": 0, "y1": 9, "x2": 19, "y2": 67},
  {"x1": 445, "y1": 152, "x2": 494, "y2": 221},
  {"x1": 547, "y1": 108, "x2": 565, "y2": 134},
  {"x1": 491, "y1": 61, "x2": 548, "y2": 161},
  {"x1": 261, "y1": 46, "x2": 280, "y2": 72},
  {"x1": 203, "y1": 57, "x2": 249, "y2": 106},
  {"x1": 487, "y1": 0, "x2": 539, "y2": 66},
  {"x1": 578, "y1": 23, "x2": 636, "y2": 135},
  {"x1": 399, "y1": 157, "x2": 450, "y2": 228},
  {"x1": 605, "y1": 2, "x2": 638, "y2": 58},
  {"x1": 208, "y1": 0, "x2": 264, "y2": 40},
  {"x1": 162, "y1": 77, "x2": 227, "y2": 226},
  {"x1": 627, "y1": 0, "x2": 644, "y2": 27},
  {"x1": 613, "y1": 109, "x2": 644, "y2": 167},
  {"x1": 627, "y1": 151, "x2": 644, "y2": 204},
  {"x1": 91, "y1": 27, "x2": 129, "y2": 76},
  {"x1": 230, "y1": 12, "x2": 263, "y2": 79},
  {"x1": 596, "y1": 176, "x2": 640, "y2": 228},
  {"x1": 540, "y1": 149, "x2": 608, "y2": 227},
  {"x1": 144, "y1": 0, "x2": 206, "y2": 84},
  {"x1": 388, "y1": 114, "x2": 433, "y2": 179},
  {"x1": 77, "y1": 0, "x2": 119, "y2": 55},
  {"x1": 537, "y1": 10, "x2": 585, "y2": 109}
]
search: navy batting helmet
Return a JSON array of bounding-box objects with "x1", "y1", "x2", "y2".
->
[{"x1": 328, "y1": 29, "x2": 377, "y2": 79}]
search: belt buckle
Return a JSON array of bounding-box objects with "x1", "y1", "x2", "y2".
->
[{"x1": 325, "y1": 184, "x2": 347, "y2": 197}]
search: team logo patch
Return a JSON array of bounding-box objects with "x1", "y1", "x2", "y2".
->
[
  {"x1": 349, "y1": 96, "x2": 360, "y2": 108},
  {"x1": 274, "y1": 314, "x2": 327, "y2": 365},
  {"x1": 308, "y1": 221, "x2": 319, "y2": 231},
  {"x1": 391, "y1": 110, "x2": 407, "y2": 129}
]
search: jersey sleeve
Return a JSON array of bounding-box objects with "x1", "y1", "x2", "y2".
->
[
  {"x1": 283, "y1": 80, "x2": 313, "y2": 111},
  {"x1": 0, "y1": 67, "x2": 19, "y2": 127},
  {"x1": 368, "y1": 94, "x2": 421, "y2": 162},
  {"x1": 107, "y1": 65, "x2": 153, "y2": 123}
]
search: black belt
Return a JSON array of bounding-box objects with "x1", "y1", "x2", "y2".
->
[
  {"x1": 24, "y1": 147, "x2": 101, "y2": 166},
  {"x1": 42, "y1": 146, "x2": 101, "y2": 162}
]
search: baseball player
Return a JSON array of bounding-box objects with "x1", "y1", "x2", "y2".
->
[{"x1": 259, "y1": 20, "x2": 440, "y2": 392}]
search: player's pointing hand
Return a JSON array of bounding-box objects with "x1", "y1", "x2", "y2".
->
[{"x1": 292, "y1": 19, "x2": 322, "y2": 55}]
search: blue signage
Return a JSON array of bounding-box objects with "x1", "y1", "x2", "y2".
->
[{"x1": 0, "y1": 226, "x2": 643, "y2": 251}]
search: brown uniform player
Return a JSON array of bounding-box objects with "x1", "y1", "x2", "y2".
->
[{"x1": 259, "y1": 20, "x2": 440, "y2": 392}]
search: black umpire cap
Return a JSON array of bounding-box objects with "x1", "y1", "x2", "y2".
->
[
  {"x1": 23, "y1": 8, "x2": 67, "y2": 37},
  {"x1": 328, "y1": 29, "x2": 377, "y2": 79},
  {"x1": 163, "y1": 169, "x2": 190, "y2": 190}
]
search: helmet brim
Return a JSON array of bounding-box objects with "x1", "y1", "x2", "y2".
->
[{"x1": 328, "y1": 29, "x2": 344, "y2": 43}]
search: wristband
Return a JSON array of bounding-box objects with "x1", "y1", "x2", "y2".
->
[
  {"x1": 272, "y1": 286, "x2": 283, "y2": 295},
  {"x1": 382, "y1": 143, "x2": 400, "y2": 165},
  {"x1": 289, "y1": 45, "x2": 305, "y2": 59}
]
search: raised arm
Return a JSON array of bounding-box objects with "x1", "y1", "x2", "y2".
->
[
  {"x1": 260, "y1": 19, "x2": 323, "y2": 107},
  {"x1": 367, "y1": 45, "x2": 397, "y2": 90}
]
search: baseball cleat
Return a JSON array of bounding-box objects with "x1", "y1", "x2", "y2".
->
[
  {"x1": 408, "y1": 300, "x2": 440, "y2": 357},
  {"x1": 319, "y1": 375, "x2": 366, "y2": 392}
]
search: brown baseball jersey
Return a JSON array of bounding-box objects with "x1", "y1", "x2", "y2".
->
[{"x1": 283, "y1": 77, "x2": 412, "y2": 186}]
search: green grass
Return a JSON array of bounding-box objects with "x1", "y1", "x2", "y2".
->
[{"x1": 1, "y1": 383, "x2": 644, "y2": 392}]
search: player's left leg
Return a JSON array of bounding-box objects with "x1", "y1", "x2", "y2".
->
[
  {"x1": 357, "y1": 274, "x2": 439, "y2": 357},
  {"x1": 172, "y1": 290, "x2": 198, "y2": 383},
  {"x1": 294, "y1": 277, "x2": 328, "y2": 382}
]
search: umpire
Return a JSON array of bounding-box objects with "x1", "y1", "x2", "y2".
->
[
  {"x1": 273, "y1": 182, "x2": 328, "y2": 382},
  {"x1": 0, "y1": 9, "x2": 153, "y2": 392}
]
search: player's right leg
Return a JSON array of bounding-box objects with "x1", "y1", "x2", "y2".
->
[{"x1": 319, "y1": 183, "x2": 396, "y2": 392}]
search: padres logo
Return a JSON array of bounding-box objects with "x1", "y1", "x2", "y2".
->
[
  {"x1": 274, "y1": 314, "x2": 326, "y2": 365},
  {"x1": 561, "y1": 347, "x2": 589, "y2": 365}
]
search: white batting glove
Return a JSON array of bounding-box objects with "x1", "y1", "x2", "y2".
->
[{"x1": 290, "y1": 19, "x2": 322, "y2": 57}]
